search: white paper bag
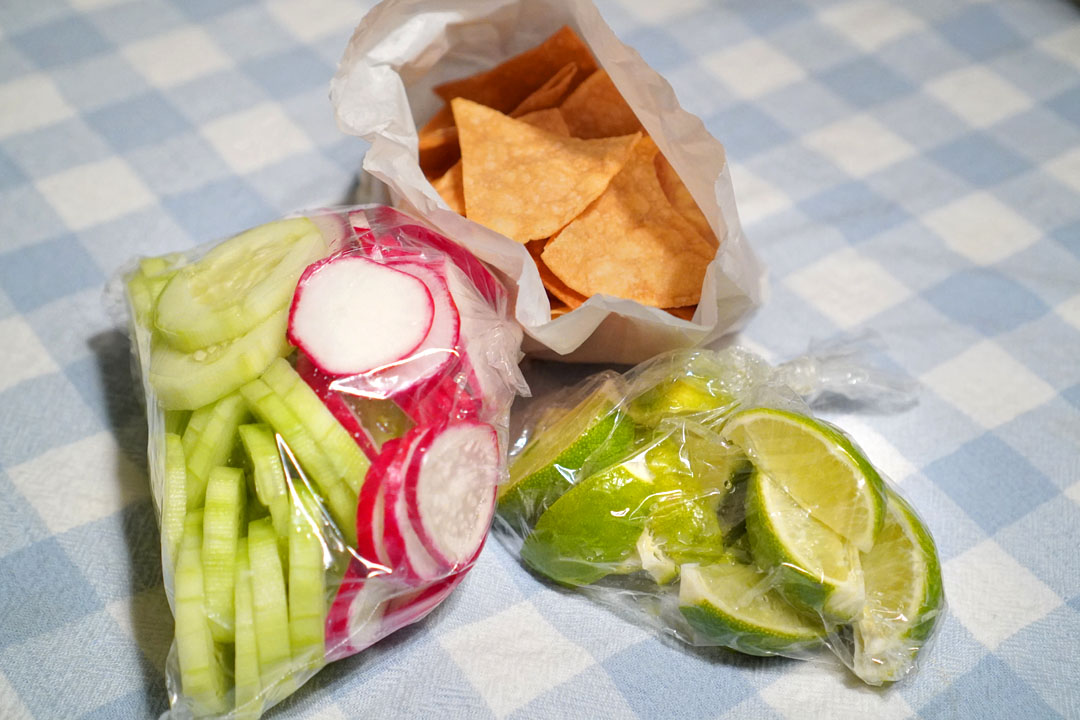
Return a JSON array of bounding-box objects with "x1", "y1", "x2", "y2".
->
[{"x1": 331, "y1": 0, "x2": 766, "y2": 363}]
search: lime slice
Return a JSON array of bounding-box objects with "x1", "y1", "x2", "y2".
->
[
  {"x1": 627, "y1": 375, "x2": 733, "y2": 427},
  {"x1": 746, "y1": 470, "x2": 864, "y2": 621},
  {"x1": 721, "y1": 408, "x2": 885, "y2": 551},
  {"x1": 499, "y1": 378, "x2": 634, "y2": 530},
  {"x1": 853, "y1": 490, "x2": 944, "y2": 685},
  {"x1": 520, "y1": 452, "x2": 656, "y2": 587},
  {"x1": 679, "y1": 559, "x2": 825, "y2": 656}
]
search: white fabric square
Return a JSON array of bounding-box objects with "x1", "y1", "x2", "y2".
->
[
  {"x1": 920, "y1": 340, "x2": 1055, "y2": 429},
  {"x1": 761, "y1": 660, "x2": 915, "y2": 719},
  {"x1": 944, "y1": 539, "x2": 1061, "y2": 650},
  {"x1": 1046, "y1": 147, "x2": 1080, "y2": 194},
  {"x1": 0, "y1": 75, "x2": 73, "y2": 139},
  {"x1": 268, "y1": 0, "x2": 364, "y2": 42},
  {"x1": 7, "y1": 431, "x2": 147, "y2": 534},
  {"x1": 923, "y1": 192, "x2": 1040, "y2": 266},
  {"x1": 785, "y1": 247, "x2": 911, "y2": 328},
  {"x1": 36, "y1": 158, "x2": 154, "y2": 230},
  {"x1": 0, "y1": 671, "x2": 33, "y2": 720},
  {"x1": 820, "y1": 1, "x2": 923, "y2": 51},
  {"x1": 803, "y1": 115, "x2": 915, "y2": 177},
  {"x1": 0, "y1": 317, "x2": 60, "y2": 393},
  {"x1": 1039, "y1": 25, "x2": 1080, "y2": 68},
  {"x1": 1055, "y1": 293, "x2": 1080, "y2": 332},
  {"x1": 828, "y1": 415, "x2": 917, "y2": 484},
  {"x1": 621, "y1": 0, "x2": 704, "y2": 23},
  {"x1": 67, "y1": 0, "x2": 128, "y2": 8},
  {"x1": 1066, "y1": 480, "x2": 1080, "y2": 507},
  {"x1": 201, "y1": 103, "x2": 313, "y2": 174},
  {"x1": 438, "y1": 601, "x2": 596, "y2": 717},
  {"x1": 926, "y1": 67, "x2": 1031, "y2": 129},
  {"x1": 123, "y1": 26, "x2": 231, "y2": 88},
  {"x1": 702, "y1": 39, "x2": 806, "y2": 99},
  {"x1": 731, "y1": 163, "x2": 790, "y2": 226}
]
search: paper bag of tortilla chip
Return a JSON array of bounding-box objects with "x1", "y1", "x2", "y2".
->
[{"x1": 332, "y1": 0, "x2": 766, "y2": 363}]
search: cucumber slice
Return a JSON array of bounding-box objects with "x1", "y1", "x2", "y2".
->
[
  {"x1": 183, "y1": 393, "x2": 250, "y2": 509},
  {"x1": 239, "y1": 424, "x2": 290, "y2": 540},
  {"x1": 248, "y1": 517, "x2": 293, "y2": 703},
  {"x1": 240, "y1": 379, "x2": 357, "y2": 546},
  {"x1": 174, "y1": 510, "x2": 227, "y2": 715},
  {"x1": 127, "y1": 264, "x2": 178, "y2": 329},
  {"x1": 150, "y1": 308, "x2": 292, "y2": 411},
  {"x1": 234, "y1": 537, "x2": 263, "y2": 719},
  {"x1": 162, "y1": 433, "x2": 188, "y2": 570},
  {"x1": 164, "y1": 410, "x2": 191, "y2": 436},
  {"x1": 202, "y1": 466, "x2": 246, "y2": 642},
  {"x1": 262, "y1": 358, "x2": 370, "y2": 494},
  {"x1": 289, "y1": 487, "x2": 327, "y2": 675},
  {"x1": 154, "y1": 218, "x2": 327, "y2": 352}
]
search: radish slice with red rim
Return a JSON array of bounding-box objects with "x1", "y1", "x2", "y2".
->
[
  {"x1": 287, "y1": 254, "x2": 435, "y2": 377},
  {"x1": 405, "y1": 422, "x2": 499, "y2": 569}
]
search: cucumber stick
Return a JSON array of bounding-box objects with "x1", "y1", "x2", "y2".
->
[
  {"x1": 150, "y1": 308, "x2": 292, "y2": 411},
  {"x1": 239, "y1": 424, "x2": 291, "y2": 540},
  {"x1": 234, "y1": 537, "x2": 262, "y2": 719},
  {"x1": 162, "y1": 433, "x2": 188, "y2": 570},
  {"x1": 240, "y1": 378, "x2": 357, "y2": 546},
  {"x1": 183, "y1": 393, "x2": 251, "y2": 509},
  {"x1": 154, "y1": 218, "x2": 327, "y2": 352},
  {"x1": 262, "y1": 358, "x2": 370, "y2": 493},
  {"x1": 165, "y1": 410, "x2": 191, "y2": 436},
  {"x1": 202, "y1": 466, "x2": 246, "y2": 643},
  {"x1": 248, "y1": 518, "x2": 294, "y2": 702},
  {"x1": 174, "y1": 510, "x2": 227, "y2": 715},
  {"x1": 289, "y1": 487, "x2": 326, "y2": 674}
]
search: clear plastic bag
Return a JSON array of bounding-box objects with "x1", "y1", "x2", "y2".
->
[
  {"x1": 494, "y1": 346, "x2": 944, "y2": 686},
  {"x1": 117, "y1": 205, "x2": 526, "y2": 718}
]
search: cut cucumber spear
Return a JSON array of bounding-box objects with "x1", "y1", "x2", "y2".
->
[
  {"x1": 182, "y1": 393, "x2": 251, "y2": 509},
  {"x1": 162, "y1": 433, "x2": 188, "y2": 570},
  {"x1": 248, "y1": 518, "x2": 293, "y2": 704},
  {"x1": 289, "y1": 486, "x2": 327, "y2": 675},
  {"x1": 239, "y1": 424, "x2": 291, "y2": 540},
  {"x1": 154, "y1": 217, "x2": 327, "y2": 352},
  {"x1": 240, "y1": 378, "x2": 357, "y2": 546},
  {"x1": 174, "y1": 510, "x2": 227, "y2": 715},
  {"x1": 233, "y1": 537, "x2": 262, "y2": 720},
  {"x1": 150, "y1": 308, "x2": 292, "y2": 412},
  {"x1": 202, "y1": 466, "x2": 246, "y2": 642}
]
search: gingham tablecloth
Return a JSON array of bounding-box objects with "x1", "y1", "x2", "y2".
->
[{"x1": 1, "y1": 0, "x2": 1078, "y2": 717}]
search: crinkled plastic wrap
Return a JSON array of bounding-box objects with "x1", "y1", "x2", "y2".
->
[
  {"x1": 117, "y1": 205, "x2": 526, "y2": 718},
  {"x1": 494, "y1": 347, "x2": 944, "y2": 686}
]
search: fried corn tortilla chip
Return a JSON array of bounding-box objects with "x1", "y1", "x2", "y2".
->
[
  {"x1": 511, "y1": 61, "x2": 580, "y2": 117},
  {"x1": 527, "y1": 239, "x2": 587, "y2": 309},
  {"x1": 432, "y1": 108, "x2": 570, "y2": 215},
  {"x1": 542, "y1": 135, "x2": 715, "y2": 307},
  {"x1": 559, "y1": 69, "x2": 643, "y2": 139},
  {"x1": 654, "y1": 153, "x2": 719, "y2": 248},
  {"x1": 665, "y1": 305, "x2": 697, "y2": 321},
  {"x1": 453, "y1": 97, "x2": 640, "y2": 243},
  {"x1": 434, "y1": 26, "x2": 597, "y2": 113}
]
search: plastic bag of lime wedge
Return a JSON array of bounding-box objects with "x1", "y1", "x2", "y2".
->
[
  {"x1": 494, "y1": 346, "x2": 943, "y2": 686},
  {"x1": 114, "y1": 205, "x2": 526, "y2": 717}
]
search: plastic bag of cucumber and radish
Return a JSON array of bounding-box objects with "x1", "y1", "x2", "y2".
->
[
  {"x1": 120, "y1": 204, "x2": 527, "y2": 718},
  {"x1": 495, "y1": 346, "x2": 944, "y2": 687}
]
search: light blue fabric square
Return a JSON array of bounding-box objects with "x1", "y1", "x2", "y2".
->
[
  {"x1": 996, "y1": 497, "x2": 1080, "y2": 599},
  {"x1": 125, "y1": 133, "x2": 232, "y2": 198},
  {"x1": 10, "y1": 15, "x2": 110, "y2": 69},
  {"x1": 86, "y1": 92, "x2": 192, "y2": 152},
  {"x1": 0, "y1": 149, "x2": 25, "y2": 190},
  {"x1": 0, "y1": 372, "x2": 103, "y2": 468},
  {"x1": 995, "y1": 605, "x2": 1080, "y2": 720},
  {"x1": 0, "y1": 470, "x2": 49, "y2": 558},
  {"x1": 927, "y1": 434, "x2": 1058, "y2": 535},
  {"x1": 206, "y1": 3, "x2": 301, "y2": 63},
  {"x1": 923, "y1": 268, "x2": 1048, "y2": 336},
  {"x1": 798, "y1": 181, "x2": 912, "y2": 243},
  {"x1": 919, "y1": 654, "x2": 1059, "y2": 720},
  {"x1": 930, "y1": 134, "x2": 1032, "y2": 187},
  {"x1": 621, "y1": 25, "x2": 694, "y2": 73},
  {"x1": 0, "y1": 235, "x2": 105, "y2": 312},
  {"x1": 819, "y1": 56, "x2": 914, "y2": 108},
  {"x1": 4, "y1": 118, "x2": 111, "y2": 178},
  {"x1": 937, "y1": 4, "x2": 1025, "y2": 61},
  {"x1": 162, "y1": 176, "x2": 275, "y2": 243},
  {"x1": 50, "y1": 53, "x2": 148, "y2": 112},
  {"x1": 998, "y1": 315, "x2": 1080, "y2": 391},
  {"x1": 244, "y1": 47, "x2": 337, "y2": 101},
  {"x1": 0, "y1": 0, "x2": 70, "y2": 41},
  {"x1": 87, "y1": 0, "x2": 185, "y2": 46},
  {"x1": 168, "y1": 69, "x2": 267, "y2": 125}
]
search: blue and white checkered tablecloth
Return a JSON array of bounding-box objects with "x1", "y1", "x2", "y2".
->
[{"x1": 1, "y1": 0, "x2": 1078, "y2": 717}]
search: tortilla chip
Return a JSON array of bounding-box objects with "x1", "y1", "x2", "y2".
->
[
  {"x1": 511, "y1": 62, "x2": 580, "y2": 118},
  {"x1": 434, "y1": 26, "x2": 598, "y2": 113},
  {"x1": 542, "y1": 135, "x2": 715, "y2": 308},
  {"x1": 453, "y1": 97, "x2": 640, "y2": 243},
  {"x1": 527, "y1": 239, "x2": 586, "y2": 309},
  {"x1": 665, "y1": 305, "x2": 697, "y2": 321},
  {"x1": 419, "y1": 124, "x2": 461, "y2": 178},
  {"x1": 559, "y1": 69, "x2": 642, "y2": 139},
  {"x1": 654, "y1": 153, "x2": 718, "y2": 247},
  {"x1": 515, "y1": 108, "x2": 571, "y2": 136},
  {"x1": 549, "y1": 303, "x2": 571, "y2": 319},
  {"x1": 432, "y1": 162, "x2": 465, "y2": 214}
]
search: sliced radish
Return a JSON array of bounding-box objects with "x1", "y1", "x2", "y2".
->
[
  {"x1": 381, "y1": 427, "x2": 444, "y2": 582},
  {"x1": 324, "y1": 565, "x2": 391, "y2": 662},
  {"x1": 405, "y1": 423, "x2": 499, "y2": 568},
  {"x1": 287, "y1": 254, "x2": 435, "y2": 377},
  {"x1": 296, "y1": 352, "x2": 378, "y2": 459}
]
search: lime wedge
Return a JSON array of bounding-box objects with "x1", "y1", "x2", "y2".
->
[
  {"x1": 679, "y1": 559, "x2": 825, "y2": 656},
  {"x1": 853, "y1": 490, "x2": 944, "y2": 685},
  {"x1": 746, "y1": 470, "x2": 864, "y2": 621},
  {"x1": 499, "y1": 378, "x2": 634, "y2": 530},
  {"x1": 721, "y1": 408, "x2": 886, "y2": 552}
]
